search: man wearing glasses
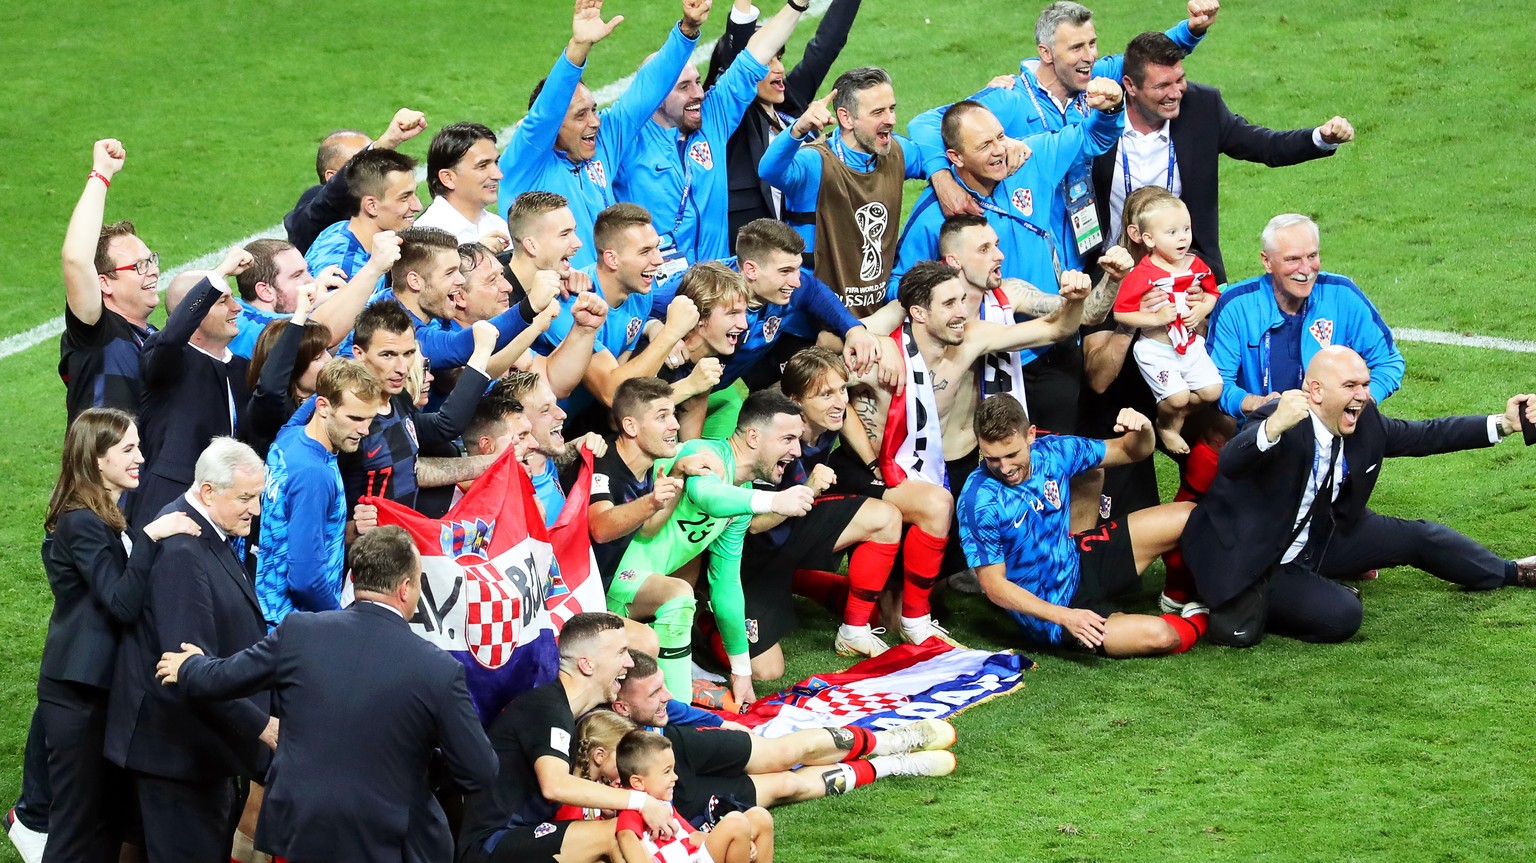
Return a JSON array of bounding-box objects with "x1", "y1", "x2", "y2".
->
[{"x1": 59, "y1": 138, "x2": 162, "y2": 422}]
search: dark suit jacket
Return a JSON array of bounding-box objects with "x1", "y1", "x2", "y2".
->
[
  {"x1": 39, "y1": 510, "x2": 154, "y2": 688},
  {"x1": 284, "y1": 154, "x2": 357, "y2": 255},
  {"x1": 1182, "y1": 401, "x2": 1496, "y2": 607},
  {"x1": 711, "y1": 0, "x2": 860, "y2": 250},
  {"x1": 133, "y1": 278, "x2": 250, "y2": 528},
  {"x1": 106, "y1": 499, "x2": 271, "y2": 782},
  {"x1": 177, "y1": 602, "x2": 496, "y2": 863},
  {"x1": 1090, "y1": 82, "x2": 1334, "y2": 284}
]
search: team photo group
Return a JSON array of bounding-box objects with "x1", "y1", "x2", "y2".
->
[{"x1": 10, "y1": 0, "x2": 1536, "y2": 861}]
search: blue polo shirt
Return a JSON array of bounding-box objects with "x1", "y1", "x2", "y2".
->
[{"x1": 894, "y1": 108, "x2": 1122, "y2": 298}]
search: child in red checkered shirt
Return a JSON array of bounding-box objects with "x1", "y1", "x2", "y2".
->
[
  {"x1": 1112, "y1": 189, "x2": 1222, "y2": 454},
  {"x1": 615, "y1": 730, "x2": 774, "y2": 863}
]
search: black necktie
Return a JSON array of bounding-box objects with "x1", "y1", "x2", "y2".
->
[{"x1": 1301, "y1": 436, "x2": 1341, "y2": 561}]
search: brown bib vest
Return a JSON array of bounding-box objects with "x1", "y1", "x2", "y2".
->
[{"x1": 792, "y1": 138, "x2": 906, "y2": 318}]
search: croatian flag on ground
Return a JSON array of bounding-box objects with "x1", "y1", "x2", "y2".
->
[
  {"x1": 357, "y1": 447, "x2": 605, "y2": 724},
  {"x1": 720, "y1": 641, "x2": 1034, "y2": 738}
]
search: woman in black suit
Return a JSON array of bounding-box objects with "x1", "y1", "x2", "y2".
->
[{"x1": 37, "y1": 407, "x2": 198, "y2": 861}]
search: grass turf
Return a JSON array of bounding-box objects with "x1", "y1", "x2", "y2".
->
[{"x1": 2, "y1": 1, "x2": 1535, "y2": 861}]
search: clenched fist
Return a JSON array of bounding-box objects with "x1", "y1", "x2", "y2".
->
[{"x1": 1084, "y1": 77, "x2": 1124, "y2": 113}]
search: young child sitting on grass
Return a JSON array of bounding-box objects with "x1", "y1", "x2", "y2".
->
[
  {"x1": 615, "y1": 730, "x2": 774, "y2": 863},
  {"x1": 1112, "y1": 188, "x2": 1222, "y2": 454}
]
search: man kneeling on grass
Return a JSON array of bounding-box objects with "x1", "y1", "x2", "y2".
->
[{"x1": 958, "y1": 393, "x2": 1208, "y2": 656}]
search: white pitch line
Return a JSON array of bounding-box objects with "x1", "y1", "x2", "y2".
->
[
  {"x1": 1391, "y1": 328, "x2": 1536, "y2": 355},
  {"x1": 0, "y1": 0, "x2": 834, "y2": 364}
]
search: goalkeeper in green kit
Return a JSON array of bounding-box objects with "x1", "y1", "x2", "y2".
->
[{"x1": 613, "y1": 390, "x2": 816, "y2": 709}]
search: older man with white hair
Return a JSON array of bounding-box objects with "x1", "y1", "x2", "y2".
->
[
  {"x1": 107, "y1": 437, "x2": 274, "y2": 863},
  {"x1": 1205, "y1": 213, "x2": 1405, "y2": 420}
]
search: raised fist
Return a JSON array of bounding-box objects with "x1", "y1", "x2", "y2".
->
[
  {"x1": 571, "y1": 291, "x2": 609, "y2": 329},
  {"x1": 378, "y1": 108, "x2": 427, "y2": 150},
  {"x1": 686, "y1": 357, "x2": 724, "y2": 390},
  {"x1": 1098, "y1": 245, "x2": 1134, "y2": 282},
  {"x1": 1084, "y1": 77, "x2": 1124, "y2": 113},
  {"x1": 1187, "y1": 0, "x2": 1220, "y2": 34},
  {"x1": 1318, "y1": 116, "x2": 1355, "y2": 145},
  {"x1": 663, "y1": 295, "x2": 701, "y2": 338},
  {"x1": 1267, "y1": 389, "x2": 1312, "y2": 434},
  {"x1": 370, "y1": 231, "x2": 403, "y2": 270},
  {"x1": 807, "y1": 464, "x2": 837, "y2": 495},
  {"x1": 1057, "y1": 270, "x2": 1092, "y2": 302},
  {"x1": 1111, "y1": 408, "x2": 1153, "y2": 434},
  {"x1": 770, "y1": 484, "x2": 815, "y2": 517},
  {"x1": 529, "y1": 270, "x2": 562, "y2": 312},
  {"x1": 215, "y1": 246, "x2": 255, "y2": 279},
  {"x1": 93, "y1": 139, "x2": 126, "y2": 178}
]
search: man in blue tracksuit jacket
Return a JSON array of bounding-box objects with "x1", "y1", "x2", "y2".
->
[
  {"x1": 1206, "y1": 213, "x2": 1405, "y2": 420},
  {"x1": 907, "y1": 4, "x2": 1213, "y2": 273},
  {"x1": 893, "y1": 89, "x2": 1124, "y2": 301},
  {"x1": 615, "y1": 0, "x2": 811, "y2": 269},
  {"x1": 496, "y1": 0, "x2": 712, "y2": 270}
]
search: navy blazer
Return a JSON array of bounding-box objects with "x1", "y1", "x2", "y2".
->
[
  {"x1": 132, "y1": 278, "x2": 250, "y2": 528},
  {"x1": 177, "y1": 602, "x2": 496, "y2": 863},
  {"x1": 1090, "y1": 82, "x2": 1334, "y2": 284},
  {"x1": 1182, "y1": 401, "x2": 1495, "y2": 607},
  {"x1": 106, "y1": 498, "x2": 271, "y2": 782},
  {"x1": 39, "y1": 510, "x2": 154, "y2": 688}
]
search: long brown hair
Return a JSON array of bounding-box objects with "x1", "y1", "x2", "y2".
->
[
  {"x1": 46, "y1": 408, "x2": 134, "y2": 534},
  {"x1": 247, "y1": 318, "x2": 333, "y2": 402}
]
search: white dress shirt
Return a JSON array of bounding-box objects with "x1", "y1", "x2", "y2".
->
[
  {"x1": 1256, "y1": 411, "x2": 1342, "y2": 564},
  {"x1": 415, "y1": 196, "x2": 511, "y2": 245}
]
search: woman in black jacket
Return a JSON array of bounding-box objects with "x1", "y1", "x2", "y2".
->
[{"x1": 36, "y1": 408, "x2": 198, "y2": 861}]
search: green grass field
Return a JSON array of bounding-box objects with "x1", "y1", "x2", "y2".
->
[{"x1": 3, "y1": 0, "x2": 1535, "y2": 860}]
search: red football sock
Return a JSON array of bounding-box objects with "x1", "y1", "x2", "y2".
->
[
  {"x1": 1162, "y1": 548, "x2": 1195, "y2": 604},
  {"x1": 900, "y1": 527, "x2": 947, "y2": 618},
  {"x1": 845, "y1": 541, "x2": 898, "y2": 627},
  {"x1": 836, "y1": 725, "x2": 877, "y2": 761},
  {"x1": 849, "y1": 759, "x2": 877, "y2": 788},
  {"x1": 1160, "y1": 611, "x2": 1208, "y2": 654},
  {"x1": 793, "y1": 568, "x2": 849, "y2": 615}
]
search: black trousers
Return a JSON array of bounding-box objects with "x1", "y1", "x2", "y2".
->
[
  {"x1": 13, "y1": 704, "x2": 52, "y2": 833},
  {"x1": 134, "y1": 772, "x2": 245, "y2": 863},
  {"x1": 37, "y1": 677, "x2": 123, "y2": 862},
  {"x1": 1208, "y1": 509, "x2": 1508, "y2": 647}
]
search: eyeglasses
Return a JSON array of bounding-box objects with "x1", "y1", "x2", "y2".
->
[{"x1": 108, "y1": 252, "x2": 159, "y2": 276}]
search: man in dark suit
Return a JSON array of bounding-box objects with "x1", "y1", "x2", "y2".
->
[
  {"x1": 1091, "y1": 31, "x2": 1353, "y2": 284},
  {"x1": 131, "y1": 247, "x2": 255, "y2": 530},
  {"x1": 106, "y1": 437, "x2": 273, "y2": 862},
  {"x1": 1182, "y1": 346, "x2": 1536, "y2": 647},
  {"x1": 156, "y1": 526, "x2": 498, "y2": 863},
  {"x1": 706, "y1": 0, "x2": 863, "y2": 250}
]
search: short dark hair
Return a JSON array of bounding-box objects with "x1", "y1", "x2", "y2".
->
[
  {"x1": 1122, "y1": 32, "x2": 1187, "y2": 87},
  {"x1": 464, "y1": 379, "x2": 524, "y2": 447},
  {"x1": 780, "y1": 347, "x2": 848, "y2": 400},
  {"x1": 427, "y1": 122, "x2": 498, "y2": 198},
  {"x1": 557, "y1": 611, "x2": 626, "y2": 662},
  {"x1": 735, "y1": 388, "x2": 802, "y2": 434},
  {"x1": 508, "y1": 191, "x2": 570, "y2": 243},
  {"x1": 940, "y1": 100, "x2": 991, "y2": 153},
  {"x1": 832, "y1": 66, "x2": 893, "y2": 118},
  {"x1": 617, "y1": 729, "x2": 673, "y2": 785},
  {"x1": 353, "y1": 299, "x2": 415, "y2": 351},
  {"x1": 897, "y1": 261, "x2": 961, "y2": 312},
  {"x1": 938, "y1": 214, "x2": 991, "y2": 257},
  {"x1": 349, "y1": 149, "x2": 419, "y2": 216},
  {"x1": 350, "y1": 526, "x2": 419, "y2": 594},
  {"x1": 315, "y1": 129, "x2": 369, "y2": 184},
  {"x1": 613, "y1": 377, "x2": 674, "y2": 428},
  {"x1": 393, "y1": 227, "x2": 460, "y2": 285},
  {"x1": 95, "y1": 221, "x2": 139, "y2": 278},
  {"x1": 593, "y1": 203, "x2": 655, "y2": 254},
  {"x1": 237, "y1": 238, "x2": 299, "y2": 302},
  {"x1": 528, "y1": 77, "x2": 548, "y2": 110},
  {"x1": 735, "y1": 219, "x2": 805, "y2": 265},
  {"x1": 458, "y1": 241, "x2": 496, "y2": 275},
  {"x1": 975, "y1": 393, "x2": 1031, "y2": 443},
  {"x1": 626, "y1": 650, "x2": 660, "y2": 681}
]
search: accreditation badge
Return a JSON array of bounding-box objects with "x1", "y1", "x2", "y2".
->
[
  {"x1": 656, "y1": 234, "x2": 690, "y2": 280},
  {"x1": 1066, "y1": 171, "x2": 1102, "y2": 256}
]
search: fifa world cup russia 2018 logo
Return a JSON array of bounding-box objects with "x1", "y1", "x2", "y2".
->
[{"x1": 854, "y1": 201, "x2": 889, "y2": 282}]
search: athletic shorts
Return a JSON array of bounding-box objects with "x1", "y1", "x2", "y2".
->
[
  {"x1": 741, "y1": 494, "x2": 864, "y2": 655},
  {"x1": 1067, "y1": 518, "x2": 1140, "y2": 616},
  {"x1": 478, "y1": 820, "x2": 571, "y2": 863},
  {"x1": 665, "y1": 725, "x2": 758, "y2": 825},
  {"x1": 825, "y1": 445, "x2": 889, "y2": 500},
  {"x1": 1131, "y1": 335, "x2": 1222, "y2": 402}
]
